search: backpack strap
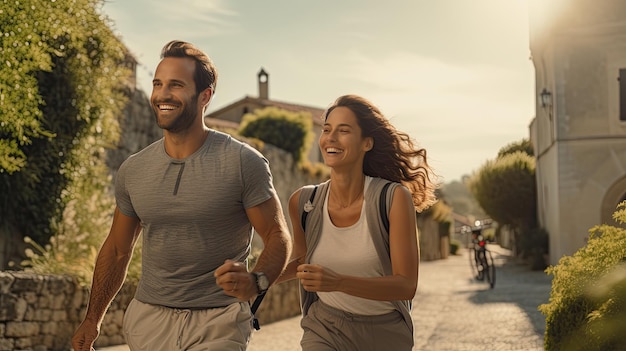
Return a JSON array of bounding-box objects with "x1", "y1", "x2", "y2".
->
[
  {"x1": 379, "y1": 182, "x2": 392, "y2": 233},
  {"x1": 301, "y1": 181, "x2": 393, "y2": 233},
  {"x1": 301, "y1": 185, "x2": 319, "y2": 231}
]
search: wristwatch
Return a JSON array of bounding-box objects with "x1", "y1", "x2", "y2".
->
[{"x1": 252, "y1": 272, "x2": 270, "y2": 294}]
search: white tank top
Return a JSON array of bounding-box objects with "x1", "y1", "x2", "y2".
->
[{"x1": 310, "y1": 176, "x2": 395, "y2": 315}]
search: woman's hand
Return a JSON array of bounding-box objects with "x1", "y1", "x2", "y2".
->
[{"x1": 297, "y1": 264, "x2": 342, "y2": 292}]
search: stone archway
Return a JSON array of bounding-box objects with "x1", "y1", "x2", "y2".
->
[{"x1": 601, "y1": 175, "x2": 626, "y2": 226}]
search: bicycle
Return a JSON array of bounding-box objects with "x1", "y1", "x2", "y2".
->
[{"x1": 468, "y1": 230, "x2": 496, "y2": 289}]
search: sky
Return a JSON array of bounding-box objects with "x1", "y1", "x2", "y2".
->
[{"x1": 100, "y1": 0, "x2": 536, "y2": 183}]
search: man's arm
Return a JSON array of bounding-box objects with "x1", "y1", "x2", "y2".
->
[
  {"x1": 248, "y1": 194, "x2": 292, "y2": 282},
  {"x1": 275, "y1": 188, "x2": 306, "y2": 284},
  {"x1": 72, "y1": 207, "x2": 142, "y2": 351},
  {"x1": 215, "y1": 194, "x2": 291, "y2": 300}
]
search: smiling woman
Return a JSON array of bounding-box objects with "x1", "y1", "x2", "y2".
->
[{"x1": 275, "y1": 94, "x2": 438, "y2": 350}]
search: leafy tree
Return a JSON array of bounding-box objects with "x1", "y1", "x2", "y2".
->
[
  {"x1": 497, "y1": 138, "x2": 534, "y2": 158},
  {"x1": 0, "y1": 0, "x2": 131, "y2": 265},
  {"x1": 239, "y1": 107, "x2": 313, "y2": 164},
  {"x1": 467, "y1": 151, "x2": 537, "y2": 255}
]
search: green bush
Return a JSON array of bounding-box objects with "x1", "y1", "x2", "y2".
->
[
  {"x1": 521, "y1": 227, "x2": 549, "y2": 270},
  {"x1": 2, "y1": 0, "x2": 143, "y2": 284},
  {"x1": 539, "y1": 202, "x2": 626, "y2": 350},
  {"x1": 580, "y1": 262, "x2": 626, "y2": 351},
  {"x1": 469, "y1": 151, "x2": 537, "y2": 231},
  {"x1": 1, "y1": 0, "x2": 131, "y2": 248},
  {"x1": 239, "y1": 107, "x2": 313, "y2": 164},
  {"x1": 449, "y1": 239, "x2": 462, "y2": 255}
]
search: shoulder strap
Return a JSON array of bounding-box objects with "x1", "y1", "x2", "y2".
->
[
  {"x1": 379, "y1": 182, "x2": 392, "y2": 233},
  {"x1": 301, "y1": 182, "x2": 392, "y2": 232},
  {"x1": 301, "y1": 185, "x2": 319, "y2": 231}
]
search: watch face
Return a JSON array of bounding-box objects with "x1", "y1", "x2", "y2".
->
[{"x1": 256, "y1": 272, "x2": 270, "y2": 291}]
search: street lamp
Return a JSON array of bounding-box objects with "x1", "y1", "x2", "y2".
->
[{"x1": 540, "y1": 88, "x2": 552, "y2": 108}]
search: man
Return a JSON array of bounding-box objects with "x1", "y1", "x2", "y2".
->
[{"x1": 72, "y1": 40, "x2": 292, "y2": 351}]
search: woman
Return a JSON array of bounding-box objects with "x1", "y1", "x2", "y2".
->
[{"x1": 280, "y1": 94, "x2": 437, "y2": 350}]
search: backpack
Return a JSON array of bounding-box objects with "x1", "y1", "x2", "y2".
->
[
  {"x1": 297, "y1": 179, "x2": 415, "y2": 332},
  {"x1": 252, "y1": 181, "x2": 394, "y2": 330},
  {"x1": 300, "y1": 181, "x2": 393, "y2": 232}
]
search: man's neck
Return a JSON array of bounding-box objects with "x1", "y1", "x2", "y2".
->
[{"x1": 163, "y1": 127, "x2": 210, "y2": 159}]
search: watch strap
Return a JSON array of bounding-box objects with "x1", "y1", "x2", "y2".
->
[{"x1": 250, "y1": 290, "x2": 267, "y2": 330}]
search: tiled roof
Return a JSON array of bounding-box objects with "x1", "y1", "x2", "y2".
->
[
  {"x1": 206, "y1": 96, "x2": 326, "y2": 126},
  {"x1": 204, "y1": 117, "x2": 240, "y2": 129}
]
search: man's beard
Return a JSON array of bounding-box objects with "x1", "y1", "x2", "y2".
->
[{"x1": 154, "y1": 94, "x2": 199, "y2": 133}]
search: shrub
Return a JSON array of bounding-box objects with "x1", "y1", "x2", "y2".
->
[
  {"x1": 580, "y1": 263, "x2": 626, "y2": 351},
  {"x1": 449, "y1": 239, "x2": 462, "y2": 255},
  {"x1": 22, "y1": 189, "x2": 142, "y2": 286},
  {"x1": 521, "y1": 227, "x2": 549, "y2": 270},
  {"x1": 239, "y1": 107, "x2": 313, "y2": 164},
  {"x1": 1, "y1": 0, "x2": 131, "y2": 248},
  {"x1": 7, "y1": 0, "x2": 140, "y2": 283},
  {"x1": 539, "y1": 202, "x2": 626, "y2": 350}
]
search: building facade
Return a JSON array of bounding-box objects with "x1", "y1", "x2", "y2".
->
[
  {"x1": 205, "y1": 68, "x2": 326, "y2": 164},
  {"x1": 529, "y1": 0, "x2": 626, "y2": 264}
]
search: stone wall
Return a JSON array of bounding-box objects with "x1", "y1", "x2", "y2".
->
[
  {"x1": 106, "y1": 87, "x2": 162, "y2": 180},
  {"x1": 418, "y1": 214, "x2": 448, "y2": 261},
  {"x1": 0, "y1": 271, "x2": 299, "y2": 351},
  {"x1": 0, "y1": 271, "x2": 129, "y2": 350}
]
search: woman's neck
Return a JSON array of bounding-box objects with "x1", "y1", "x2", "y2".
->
[{"x1": 330, "y1": 174, "x2": 366, "y2": 209}]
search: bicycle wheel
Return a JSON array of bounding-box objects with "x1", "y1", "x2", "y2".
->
[
  {"x1": 468, "y1": 247, "x2": 481, "y2": 280},
  {"x1": 475, "y1": 250, "x2": 485, "y2": 281},
  {"x1": 485, "y1": 250, "x2": 496, "y2": 289}
]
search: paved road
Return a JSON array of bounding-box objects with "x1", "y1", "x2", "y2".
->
[{"x1": 100, "y1": 245, "x2": 552, "y2": 351}]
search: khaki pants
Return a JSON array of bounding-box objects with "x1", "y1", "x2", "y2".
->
[
  {"x1": 300, "y1": 300, "x2": 413, "y2": 351},
  {"x1": 123, "y1": 299, "x2": 252, "y2": 351}
]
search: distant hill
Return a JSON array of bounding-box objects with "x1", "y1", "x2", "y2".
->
[{"x1": 440, "y1": 178, "x2": 486, "y2": 219}]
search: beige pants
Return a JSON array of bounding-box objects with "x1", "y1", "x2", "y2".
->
[
  {"x1": 300, "y1": 300, "x2": 413, "y2": 351},
  {"x1": 123, "y1": 299, "x2": 252, "y2": 351}
]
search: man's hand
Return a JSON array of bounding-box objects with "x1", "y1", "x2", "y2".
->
[
  {"x1": 215, "y1": 259, "x2": 257, "y2": 300},
  {"x1": 72, "y1": 320, "x2": 99, "y2": 351}
]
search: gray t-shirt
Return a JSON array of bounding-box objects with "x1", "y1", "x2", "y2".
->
[{"x1": 115, "y1": 130, "x2": 275, "y2": 308}]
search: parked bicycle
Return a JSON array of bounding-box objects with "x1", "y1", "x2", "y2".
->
[{"x1": 467, "y1": 228, "x2": 495, "y2": 289}]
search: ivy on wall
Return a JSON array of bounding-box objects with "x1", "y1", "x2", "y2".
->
[{"x1": 0, "y1": 0, "x2": 131, "y2": 254}]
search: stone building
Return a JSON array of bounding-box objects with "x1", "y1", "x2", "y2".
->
[
  {"x1": 205, "y1": 68, "x2": 326, "y2": 164},
  {"x1": 529, "y1": 0, "x2": 626, "y2": 264}
]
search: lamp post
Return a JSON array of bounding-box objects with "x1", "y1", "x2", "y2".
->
[{"x1": 540, "y1": 88, "x2": 552, "y2": 108}]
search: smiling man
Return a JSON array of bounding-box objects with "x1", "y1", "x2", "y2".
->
[{"x1": 72, "y1": 40, "x2": 291, "y2": 351}]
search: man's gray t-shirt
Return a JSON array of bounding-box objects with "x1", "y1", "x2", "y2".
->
[{"x1": 115, "y1": 130, "x2": 275, "y2": 309}]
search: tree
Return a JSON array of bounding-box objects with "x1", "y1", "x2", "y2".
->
[
  {"x1": 467, "y1": 151, "x2": 537, "y2": 255},
  {"x1": 0, "y1": 0, "x2": 131, "y2": 267},
  {"x1": 239, "y1": 107, "x2": 313, "y2": 164},
  {"x1": 497, "y1": 138, "x2": 534, "y2": 158}
]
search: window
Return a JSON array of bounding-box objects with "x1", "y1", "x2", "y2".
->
[{"x1": 617, "y1": 68, "x2": 626, "y2": 122}]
